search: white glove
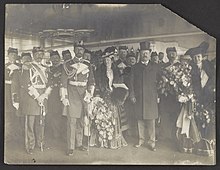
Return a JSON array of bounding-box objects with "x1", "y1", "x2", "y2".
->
[
  {"x1": 13, "y1": 103, "x2": 19, "y2": 110},
  {"x1": 178, "y1": 95, "x2": 188, "y2": 103},
  {"x1": 62, "y1": 98, "x2": 70, "y2": 106}
]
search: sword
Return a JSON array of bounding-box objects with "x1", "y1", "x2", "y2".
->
[{"x1": 39, "y1": 103, "x2": 46, "y2": 152}]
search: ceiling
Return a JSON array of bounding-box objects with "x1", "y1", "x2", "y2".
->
[{"x1": 5, "y1": 4, "x2": 216, "y2": 52}]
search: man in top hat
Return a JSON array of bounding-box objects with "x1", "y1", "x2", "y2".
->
[
  {"x1": 46, "y1": 50, "x2": 65, "y2": 139},
  {"x1": 5, "y1": 47, "x2": 21, "y2": 142},
  {"x1": 129, "y1": 41, "x2": 161, "y2": 151},
  {"x1": 60, "y1": 41, "x2": 95, "y2": 156},
  {"x1": 158, "y1": 47, "x2": 181, "y2": 142},
  {"x1": 11, "y1": 47, "x2": 52, "y2": 154}
]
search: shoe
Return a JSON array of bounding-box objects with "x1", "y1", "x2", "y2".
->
[
  {"x1": 67, "y1": 149, "x2": 74, "y2": 156},
  {"x1": 76, "y1": 146, "x2": 88, "y2": 151},
  {"x1": 148, "y1": 143, "x2": 156, "y2": 152},
  {"x1": 134, "y1": 141, "x2": 144, "y2": 148},
  {"x1": 149, "y1": 145, "x2": 156, "y2": 152},
  {"x1": 26, "y1": 148, "x2": 33, "y2": 154}
]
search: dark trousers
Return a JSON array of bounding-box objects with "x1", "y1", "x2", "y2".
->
[
  {"x1": 25, "y1": 115, "x2": 44, "y2": 150},
  {"x1": 66, "y1": 115, "x2": 83, "y2": 150},
  {"x1": 137, "y1": 119, "x2": 156, "y2": 146}
]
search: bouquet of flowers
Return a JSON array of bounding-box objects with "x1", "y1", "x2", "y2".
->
[
  {"x1": 91, "y1": 96, "x2": 115, "y2": 145},
  {"x1": 158, "y1": 63, "x2": 194, "y2": 103}
]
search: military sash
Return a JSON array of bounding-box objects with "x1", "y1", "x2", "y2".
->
[{"x1": 31, "y1": 63, "x2": 48, "y2": 85}]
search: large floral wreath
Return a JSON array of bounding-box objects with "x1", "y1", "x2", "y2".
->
[{"x1": 88, "y1": 96, "x2": 115, "y2": 144}]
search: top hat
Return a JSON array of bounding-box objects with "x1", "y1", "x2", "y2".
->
[{"x1": 139, "y1": 41, "x2": 151, "y2": 51}]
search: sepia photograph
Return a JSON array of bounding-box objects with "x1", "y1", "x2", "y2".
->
[{"x1": 4, "y1": 4, "x2": 216, "y2": 165}]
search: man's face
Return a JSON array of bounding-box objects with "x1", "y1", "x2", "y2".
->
[
  {"x1": 127, "y1": 57, "x2": 136, "y2": 66},
  {"x1": 119, "y1": 49, "x2": 128, "y2": 62},
  {"x1": 84, "y1": 52, "x2": 91, "y2": 61},
  {"x1": 167, "y1": 51, "x2": 177, "y2": 62},
  {"x1": 151, "y1": 55, "x2": 159, "y2": 64},
  {"x1": 33, "y1": 52, "x2": 44, "y2": 63},
  {"x1": 140, "y1": 50, "x2": 151, "y2": 62},
  {"x1": 8, "y1": 52, "x2": 18, "y2": 63},
  {"x1": 193, "y1": 54, "x2": 203, "y2": 65},
  {"x1": 158, "y1": 53, "x2": 164, "y2": 61},
  {"x1": 21, "y1": 56, "x2": 32, "y2": 68},
  {"x1": 63, "y1": 53, "x2": 72, "y2": 61},
  {"x1": 74, "y1": 47, "x2": 85, "y2": 58},
  {"x1": 51, "y1": 55, "x2": 61, "y2": 65}
]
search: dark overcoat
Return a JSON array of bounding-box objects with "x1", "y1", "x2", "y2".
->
[{"x1": 130, "y1": 61, "x2": 160, "y2": 120}]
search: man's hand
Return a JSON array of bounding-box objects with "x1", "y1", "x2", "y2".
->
[
  {"x1": 13, "y1": 103, "x2": 19, "y2": 110},
  {"x1": 62, "y1": 98, "x2": 70, "y2": 106}
]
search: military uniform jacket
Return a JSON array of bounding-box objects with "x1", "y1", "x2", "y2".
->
[
  {"x1": 11, "y1": 62, "x2": 49, "y2": 115},
  {"x1": 47, "y1": 64, "x2": 63, "y2": 114},
  {"x1": 60, "y1": 58, "x2": 95, "y2": 118},
  {"x1": 130, "y1": 61, "x2": 160, "y2": 120},
  {"x1": 5, "y1": 63, "x2": 20, "y2": 112}
]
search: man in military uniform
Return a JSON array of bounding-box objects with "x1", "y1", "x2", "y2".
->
[
  {"x1": 158, "y1": 47, "x2": 181, "y2": 142},
  {"x1": 47, "y1": 50, "x2": 64, "y2": 139},
  {"x1": 11, "y1": 47, "x2": 52, "y2": 154},
  {"x1": 5, "y1": 47, "x2": 21, "y2": 141},
  {"x1": 60, "y1": 42, "x2": 95, "y2": 156}
]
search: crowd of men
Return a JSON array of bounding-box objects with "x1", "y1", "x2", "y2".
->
[{"x1": 5, "y1": 40, "x2": 215, "y2": 156}]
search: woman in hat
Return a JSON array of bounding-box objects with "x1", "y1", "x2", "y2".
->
[
  {"x1": 187, "y1": 42, "x2": 215, "y2": 156},
  {"x1": 95, "y1": 47, "x2": 128, "y2": 149}
]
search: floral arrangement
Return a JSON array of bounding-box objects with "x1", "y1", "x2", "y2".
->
[
  {"x1": 158, "y1": 62, "x2": 194, "y2": 103},
  {"x1": 193, "y1": 103, "x2": 215, "y2": 129},
  {"x1": 90, "y1": 96, "x2": 115, "y2": 145}
]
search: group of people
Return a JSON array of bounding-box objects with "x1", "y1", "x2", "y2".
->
[{"x1": 5, "y1": 40, "x2": 215, "y2": 157}]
